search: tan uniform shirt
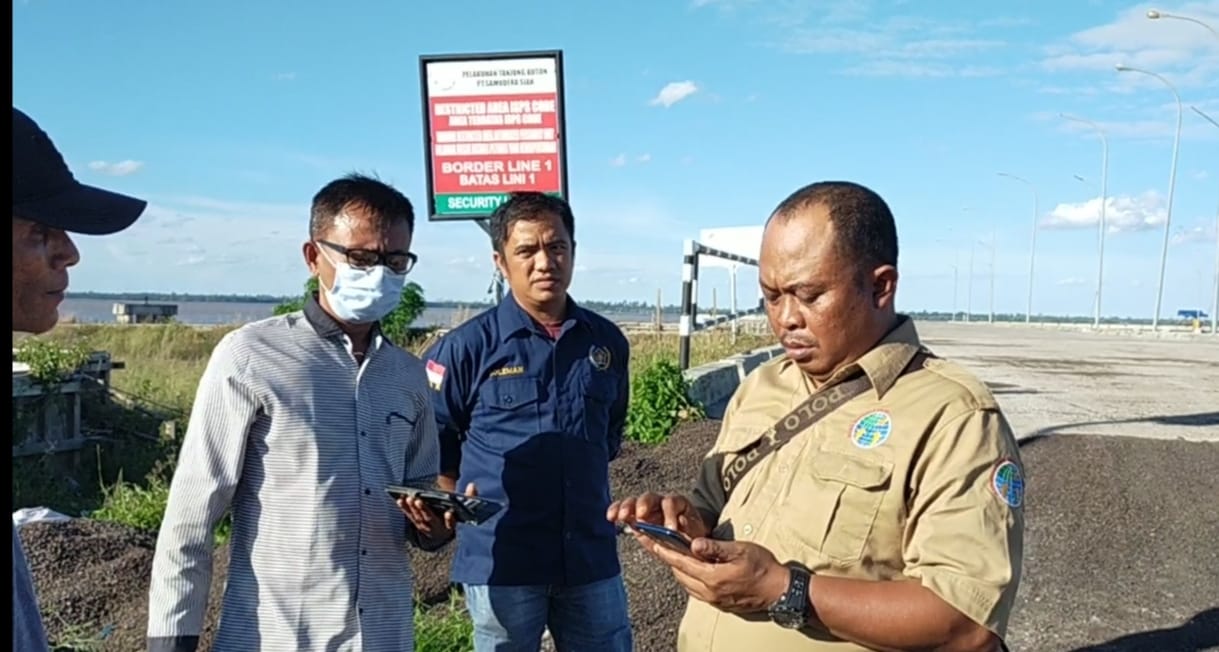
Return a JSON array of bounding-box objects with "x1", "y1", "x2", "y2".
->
[{"x1": 680, "y1": 318, "x2": 1024, "y2": 651}]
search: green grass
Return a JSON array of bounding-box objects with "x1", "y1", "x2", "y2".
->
[
  {"x1": 15, "y1": 322, "x2": 775, "y2": 418},
  {"x1": 416, "y1": 591, "x2": 475, "y2": 652}
]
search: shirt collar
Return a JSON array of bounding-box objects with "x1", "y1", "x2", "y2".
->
[
  {"x1": 303, "y1": 292, "x2": 383, "y2": 342},
  {"x1": 781, "y1": 315, "x2": 923, "y2": 400},
  {"x1": 496, "y1": 291, "x2": 589, "y2": 341}
]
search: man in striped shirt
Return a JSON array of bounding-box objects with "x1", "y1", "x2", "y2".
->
[
  {"x1": 147, "y1": 174, "x2": 452, "y2": 652},
  {"x1": 12, "y1": 105, "x2": 149, "y2": 652}
]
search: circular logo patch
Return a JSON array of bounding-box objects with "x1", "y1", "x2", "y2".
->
[
  {"x1": 588, "y1": 345, "x2": 612, "y2": 371},
  {"x1": 850, "y1": 411, "x2": 892, "y2": 449},
  {"x1": 991, "y1": 460, "x2": 1025, "y2": 508}
]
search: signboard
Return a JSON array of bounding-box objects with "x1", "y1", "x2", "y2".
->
[
  {"x1": 698, "y1": 226, "x2": 764, "y2": 269},
  {"x1": 419, "y1": 50, "x2": 568, "y2": 221}
]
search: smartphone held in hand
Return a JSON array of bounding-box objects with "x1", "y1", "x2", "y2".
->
[
  {"x1": 619, "y1": 521, "x2": 695, "y2": 555},
  {"x1": 386, "y1": 485, "x2": 503, "y2": 526}
]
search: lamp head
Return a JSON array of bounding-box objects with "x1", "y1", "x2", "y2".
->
[
  {"x1": 1115, "y1": 63, "x2": 1131, "y2": 72},
  {"x1": 1146, "y1": 9, "x2": 1162, "y2": 19}
]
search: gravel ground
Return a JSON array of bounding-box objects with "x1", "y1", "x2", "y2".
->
[
  {"x1": 21, "y1": 422, "x2": 1219, "y2": 651},
  {"x1": 21, "y1": 519, "x2": 229, "y2": 651},
  {"x1": 1005, "y1": 434, "x2": 1219, "y2": 651}
]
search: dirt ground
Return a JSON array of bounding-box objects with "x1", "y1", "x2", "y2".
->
[{"x1": 22, "y1": 419, "x2": 1219, "y2": 651}]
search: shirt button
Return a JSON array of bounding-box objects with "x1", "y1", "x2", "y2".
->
[
  {"x1": 360, "y1": 431, "x2": 367, "y2": 437},
  {"x1": 364, "y1": 488, "x2": 371, "y2": 495},
  {"x1": 503, "y1": 395, "x2": 513, "y2": 404},
  {"x1": 743, "y1": 524, "x2": 754, "y2": 536},
  {"x1": 362, "y1": 549, "x2": 367, "y2": 556}
]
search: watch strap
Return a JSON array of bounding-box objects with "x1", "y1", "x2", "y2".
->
[{"x1": 768, "y1": 562, "x2": 812, "y2": 628}]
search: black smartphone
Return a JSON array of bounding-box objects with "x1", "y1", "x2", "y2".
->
[
  {"x1": 385, "y1": 485, "x2": 504, "y2": 526},
  {"x1": 623, "y1": 521, "x2": 694, "y2": 555}
]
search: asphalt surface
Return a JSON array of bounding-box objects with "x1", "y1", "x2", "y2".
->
[{"x1": 912, "y1": 321, "x2": 1219, "y2": 443}]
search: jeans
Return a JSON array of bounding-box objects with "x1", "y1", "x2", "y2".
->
[{"x1": 463, "y1": 575, "x2": 633, "y2": 652}]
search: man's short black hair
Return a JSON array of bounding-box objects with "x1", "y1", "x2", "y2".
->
[
  {"x1": 309, "y1": 173, "x2": 415, "y2": 239},
  {"x1": 768, "y1": 180, "x2": 898, "y2": 273},
  {"x1": 488, "y1": 192, "x2": 575, "y2": 253}
]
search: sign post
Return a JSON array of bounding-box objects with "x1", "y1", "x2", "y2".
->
[
  {"x1": 419, "y1": 49, "x2": 568, "y2": 303},
  {"x1": 420, "y1": 49, "x2": 568, "y2": 219}
]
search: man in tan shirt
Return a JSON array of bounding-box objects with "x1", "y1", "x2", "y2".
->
[{"x1": 609, "y1": 180, "x2": 1023, "y2": 652}]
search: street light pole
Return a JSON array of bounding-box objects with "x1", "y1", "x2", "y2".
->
[
  {"x1": 1147, "y1": 8, "x2": 1219, "y2": 39},
  {"x1": 997, "y1": 172, "x2": 1039, "y2": 323},
  {"x1": 1146, "y1": 11, "x2": 1218, "y2": 334},
  {"x1": 988, "y1": 231, "x2": 997, "y2": 323},
  {"x1": 947, "y1": 253, "x2": 959, "y2": 321},
  {"x1": 1061, "y1": 114, "x2": 1109, "y2": 328},
  {"x1": 1116, "y1": 64, "x2": 1182, "y2": 330},
  {"x1": 966, "y1": 243, "x2": 974, "y2": 323},
  {"x1": 1191, "y1": 105, "x2": 1219, "y2": 336}
]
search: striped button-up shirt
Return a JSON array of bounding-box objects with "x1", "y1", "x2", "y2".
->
[{"x1": 147, "y1": 295, "x2": 441, "y2": 652}]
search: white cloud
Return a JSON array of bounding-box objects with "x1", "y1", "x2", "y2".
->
[
  {"x1": 1056, "y1": 277, "x2": 1087, "y2": 286},
  {"x1": 694, "y1": 4, "x2": 1015, "y2": 78},
  {"x1": 87, "y1": 160, "x2": 144, "y2": 176},
  {"x1": 1170, "y1": 220, "x2": 1219, "y2": 245},
  {"x1": 609, "y1": 153, "x2": 652, "y2": 167},
  {"x1": 688, "y1": 0, "x2": 761, "y2": 11},
  {"x1": 274, "y1": 72, "x2": 297, "y2": 81},
  {"x1": 1040, "y1": 1, "x2": 1219, "y2": 90},
  {"x1": 1042, "y1": 191, "x2": 1170, "y2": 232},
  {"x1": 1035, "y1": 103, "x2": 1219, "y2": 142},
  {"x1": 839, "y1": 61, "x2": 1003, "y2": 78},
  {"x1": 1195, "y1": 170, "x2": 1212, "y2": 180},
  {"x1": 649, "y1": 81, "x2": 699, "y2": 108}
]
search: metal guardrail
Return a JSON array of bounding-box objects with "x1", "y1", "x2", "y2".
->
[{"x1": 678, "y1": 239, "x2": 764, "y2": 371}]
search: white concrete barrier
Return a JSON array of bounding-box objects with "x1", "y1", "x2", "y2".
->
[{"x1": 682, "y1": 344, "x2": 785, "y2": 409}]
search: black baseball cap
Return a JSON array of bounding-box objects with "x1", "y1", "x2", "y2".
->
[{"x1": 12, "y1": 106, "x2": 147, "y2": 235}]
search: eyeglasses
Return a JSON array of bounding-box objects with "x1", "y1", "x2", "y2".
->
[{"x1": 316, "y1": 239, "x2": 417, "y2": 274}]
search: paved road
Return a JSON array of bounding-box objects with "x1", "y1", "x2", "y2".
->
[
  {"x1": 915, "y1": 321, "x2": 1218, "y2": 442},
  {"x1": 706, "y1": 321, "x2": 1219, "y2": 442}
]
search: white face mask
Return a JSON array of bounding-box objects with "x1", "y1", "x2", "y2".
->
[{"x1": 317, "y1": 246, "x2": 407, "y2": 324}]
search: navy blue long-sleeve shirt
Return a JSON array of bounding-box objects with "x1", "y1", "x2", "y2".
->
[{"x1": 423, "y1": 293, "x2": 629, "y2": 587}]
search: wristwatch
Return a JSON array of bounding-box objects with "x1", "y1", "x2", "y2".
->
[{"x1": 767, "y1": 562, "x2": 812, "y2": 629}]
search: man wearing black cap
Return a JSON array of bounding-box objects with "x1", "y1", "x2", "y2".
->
[{"x1": 11, "y1": 106, "x2": 148, "y2": 651}]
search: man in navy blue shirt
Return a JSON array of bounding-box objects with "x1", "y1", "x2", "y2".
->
[{"x1": 424, "y1": 192, "x2": 633, "y2": 651}]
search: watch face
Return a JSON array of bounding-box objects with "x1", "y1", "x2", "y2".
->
[{"x1": 771, "y1": 609, "x2": 804, "y2": 629}]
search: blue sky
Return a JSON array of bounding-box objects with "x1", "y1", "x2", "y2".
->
[{"x1": 13, "y1": 0, "x2": 1219, "y2": 320}]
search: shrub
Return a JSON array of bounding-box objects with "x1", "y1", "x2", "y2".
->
[
  {"x1": 90, "y1": 471, "x2": 231, "y2": 545},
  {"x1": 14, "y1": 338, "x2": 91, "y2": 387},
  {"x1": 625, "y1": 358, "x2": 705, "y2": 445},
  {"x1": 274, "y1": 277, "x2": 426, "y2": 345}
]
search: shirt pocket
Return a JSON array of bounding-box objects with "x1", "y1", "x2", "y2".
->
[
  {"x1": 580, "y1": 372, "x2": 621, "y2": 443},
  {"x1": 478, "y1": 377, "x2": 543, "y2": 449},
  {"x1": 780, "y1": 450, "x2": 893, "y2": 564}
]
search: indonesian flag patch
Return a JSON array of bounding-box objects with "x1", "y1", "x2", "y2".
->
[{"x1": 426, "y1": 359, "x2": 446, "y2": 390}]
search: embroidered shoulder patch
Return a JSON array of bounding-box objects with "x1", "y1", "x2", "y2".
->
[
  {"x1": 425, "y1": 359, "x2": 446, "y2": 391},
  {"x1": 850, "y1": 410, "x2": 892, "y2": 449},
  {"x1": 588, "y1": 345, "x2": 612, "y2": 371},
  {"x1": 991, "y1": 459, "x2": 1025, "y2": 508}
]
